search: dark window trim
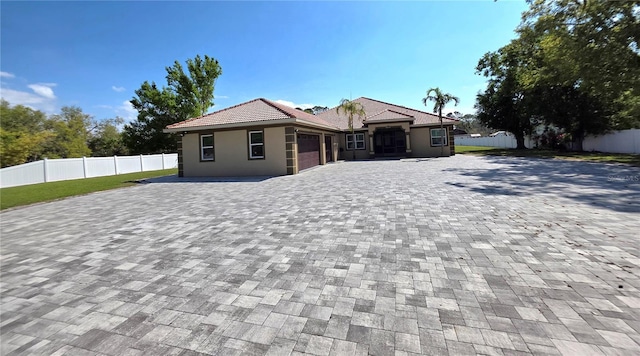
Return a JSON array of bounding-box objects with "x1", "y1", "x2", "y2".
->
[
  {"x1": 200, "y1": 133, "x2": 215, "y2": 162},
  {"x1": 346, "y1": 132, "x2": 366, "y2": 151},
  {"x1": 430, "y1": 128, "x2": 448, "y2": 147},
  {"x1": 248, "y1": 129, "x2": 265, "y2": 160}
]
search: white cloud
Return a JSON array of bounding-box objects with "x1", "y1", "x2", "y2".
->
[
  {"x1": 116, "y1": 100, "x2": 137, "y2": 122},
  {"x1": 27, "y1": 83, "x2": 57, "y2": 99},
  {"x1": 112, "y1": 86, "x2": 125, "y2": 92},
  {"x1": 0, "y1": 82, "x2": 57, "y2": 112},
  {"x1": 274, "y1": 99, "x2": 314, "y2": 110},
  {"x1": 0, "y1": 71, "x2": 15, "y2": 78}
]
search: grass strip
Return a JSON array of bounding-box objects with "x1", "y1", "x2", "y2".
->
[
  {"x1": 455, "y1": 146, "x2": 640, "y2": 167},
  {"x1": 1, "y1": 168, "x2": 177, "y2": 210}
]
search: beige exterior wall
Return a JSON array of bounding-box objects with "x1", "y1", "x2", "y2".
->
[
  {"x1": 182, "y1": 126, "x2": 287, "y2": 177},
  {"x1": 338, "y1": 131, "x2": 371, "y2": 160},
  {"x1": 410, "y1": 126, "x2": 453, "y2": 157}
]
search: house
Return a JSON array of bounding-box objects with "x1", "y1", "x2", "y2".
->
[{"x1": 164, "y1": 97, "x2": 457, "y2": 177}]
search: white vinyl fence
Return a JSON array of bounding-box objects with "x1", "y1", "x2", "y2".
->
[
  {"x1": 0, "y1": 153, "x2": 178, "y2": 188},
  {"x1": 455, "y1": 129, "x2": 640, "y2": 154},
  {"x1": 455, "y1": 134, "x2": 534, "y2": 149}
]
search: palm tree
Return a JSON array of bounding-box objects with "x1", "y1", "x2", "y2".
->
[
  {"x1": 336, "y1": 99, "x2": 366, "y2": 160},
  {"x1": 422, "y1": 88, "x2": 459, "y2": 156}
]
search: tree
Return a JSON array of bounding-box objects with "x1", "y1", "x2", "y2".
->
[
  {"x1": 297, "y1": 106, "x2": 329, "y2": 115},
  {"x1": 516, "y1": 0, "x2": 640, "y2": 149},
  {"x1": 474, "y1": 35, "x2": 543, "y2": 150},
  {"x1": 166, "y1": 54, "x2": 222, "y2": 117},
  {"x1": 88, "y1": 117, "x2": 128, "y2": 156},
  {"x1": 311, "y1": 106, "x2": 329, "y2": 115},
  {"x1": 336, "y1": 99, "x2": 366, "y2": 160},
  {"x1": 45, "y1": 106, "x2": 93, "y2": 158},
  {"x1": 449, "y1": 112, "x2": 492, "y2": 136},
  {"x1": 124, "y1": 55, "x2": 222, "y2": 154},
  {"x1": 0, "y1": 100, "x2": 54, "y2": 167},
  {"x1": 422, "y1": 88, "x2": 459, "y2": 155}
]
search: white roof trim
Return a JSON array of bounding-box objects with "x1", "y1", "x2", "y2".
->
[{"x1": 164, "y1": 117, "x2": 339, "y2": 133}]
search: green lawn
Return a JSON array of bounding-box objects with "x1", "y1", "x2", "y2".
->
[
  {"x1": 0, "y1": 169, "x2": 177, "y2": 210},
  {"x1": 455, "y1": 145, "x2": 640, "y2": 167}
]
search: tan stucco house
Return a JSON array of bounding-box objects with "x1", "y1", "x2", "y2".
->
[{"x1": 164, "y1": 97, "x2": 457, "y2": 177}]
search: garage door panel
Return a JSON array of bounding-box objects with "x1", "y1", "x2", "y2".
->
[{"x1": 297, "y1": 134, "x2": 320, "y2": 171}]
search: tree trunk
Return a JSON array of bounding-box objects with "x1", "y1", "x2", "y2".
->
[
  {"x1": 572, "y1": 133, "x2": 584, "y2": 152},
  {"x1": 515, "y1": 134, "x2": 526, "y2": 149},
  {"x1": 439, "y1": 109, "x2": 444, "y2": 156}
]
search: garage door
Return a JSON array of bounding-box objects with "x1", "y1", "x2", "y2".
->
[{"x1": 297, "y1": 134, "x2": 320, "y2": 171}]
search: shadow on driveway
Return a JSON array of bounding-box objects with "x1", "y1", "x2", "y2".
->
[{"x1": 443, "y1": 155, "x2": 640, "y2": 213}]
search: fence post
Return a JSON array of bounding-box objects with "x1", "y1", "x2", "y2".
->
[
  {"x1": 161, "y1": 153, "x2": 165, "y2": 170},
  {"x1": 82, "y1": 156, "x2": 88, "y2": 178},
  {"x1": 43, "y1": 158, "x2": 49, "y2": 183},
  {"x1": 140, "y1": 154, "x2": 144, "y2": 172},
  {"x1": 114, "y1": 155, "x2": 119, "y2": 175}
]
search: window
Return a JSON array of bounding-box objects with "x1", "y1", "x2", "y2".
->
[
  {"x1": 200, "y1": 134, "x2": 214, "y2": 161},
  {"x1": 346, "y1": 133, "x2": 365, "y2": 150},
  {"x1": 430, "y1": 128, "x2": 448, "y2": 147},
  {"x1": 248, "y1": 130, "x2": 264, "y2": 159}
]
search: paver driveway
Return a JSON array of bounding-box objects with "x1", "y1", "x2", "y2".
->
[{"x1": 1, "y1": 155, "x2": 640, "y2": 356}]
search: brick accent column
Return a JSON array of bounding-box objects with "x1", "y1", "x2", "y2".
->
[
  {"x1": 177, "y1": 135, "x2": 184, "y2": 177},
  {"x1": 449, "y1": 126, "x2": 455, "y2": 156},
  {"x1": 285, "y1": 127, "x2": 297, "y2": 175}
]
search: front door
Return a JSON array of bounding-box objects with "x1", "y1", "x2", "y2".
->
[{"x1": 374, "y1": 130, "x2": 406, "y2": 157}]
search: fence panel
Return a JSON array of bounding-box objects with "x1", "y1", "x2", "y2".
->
[
  {"x1": 583, "y1": 129, "x2": 640, "y2": 154},
  {"x1": 1, "y1": 153, "x2": 179, "y2": 188},
  {"x1": 163, "y1": 154, "x2": 178, "y2": 169},
  {"x1": 142, "y1": 155, "x2": 164, "y2": 171},
  {"x1": 117, "y1": 156, "x2": 142, "y2": 174},
  {"x1": 0, "y1": 161, "x2": 45, "y2": 188},
  {"x1": 86, "y1": 157, "x2": 117, "y2": 178},
  {"x1": 47, "y1": 158, "x2": 85, "y2": 182}
]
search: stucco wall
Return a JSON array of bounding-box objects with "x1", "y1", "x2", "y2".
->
[
  {"x1": 182, "y1": 127, "x2": 287, "y2": 177},
  {"x1": 338, "y1": 131, "x2": 371, "y2": 160},
  {"x1": 410, "y1": 126, "x2": 453, "y2": 157}
]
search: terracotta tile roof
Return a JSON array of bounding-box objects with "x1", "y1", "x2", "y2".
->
[
  {"x1": 316, "y1": 97, "x2": 458, "y2": 130},
  {"x1": 364, "y1": 109, "x2": 414, "y2": 123},
  {"x1": 166, "y1": 98, "x2": 338, "y2": 130}
]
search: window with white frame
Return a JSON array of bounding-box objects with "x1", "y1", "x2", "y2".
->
[
  {"x1": 430, "y1": 128, "x2": 448, "y2": 147},
  {"x1": 248, "y1": 130, "x2": 264, "y2": 159},
  {"x1": 200, "y1": 134, "x2": 214, "y2": 161},
  {"x1": 346, "y1": 133, "x2": 365, "y2": 150}
]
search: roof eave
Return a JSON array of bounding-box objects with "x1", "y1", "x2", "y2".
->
[
  {"x1": 163, "y1": 118, "x2": 298, "y2": 133},
  {"x1": 410, "y1": 122, "x2": 456, "y2": 128},
  {"x1": 363, "y1": 118, "x2": 415, "y2": 125},
  {"x1": 164, "y1": 117, "x2": 340, "y2": 133},
  {"x1": 293, "y1": 118, "x2": 341, "y2": 132}
]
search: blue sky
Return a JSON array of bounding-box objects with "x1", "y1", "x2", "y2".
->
[{"x1": 1, "y1": 1, "x2": 528, "y2": 123}]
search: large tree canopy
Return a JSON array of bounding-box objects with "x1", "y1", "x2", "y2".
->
[
  {"x1": 123, "y1": 55, "x2": 222, "y2": 154},
  {"x1": 0, "y1": 100, "x2": 53, "y2": 167},
  {"x1": 476, "y1": 0, "x2": 640, "y2": 150},
  {"x1": 0, "y1": 101, "x2": 124, "y2": 167}
]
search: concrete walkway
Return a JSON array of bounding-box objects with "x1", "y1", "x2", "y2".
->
[{"x1": 1, "y1": 155, "x2": 639, "y2": 355}]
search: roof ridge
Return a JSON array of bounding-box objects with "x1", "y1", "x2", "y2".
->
[
  {"x1": 358, "y1": 97, "x2": 443, "y2": 119},
  {"x1": 385, "y1": 109, "x2": 414, "y2": 117},
  {"x1": 260, "y1": 98, "x2": 297, "y2": 119},
  {"x1": 262, "y1": 98, "x2": 340, "y2": 129},
  {"x1": 167, "y1": 98, "x2": 264, "y2": 128}
]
